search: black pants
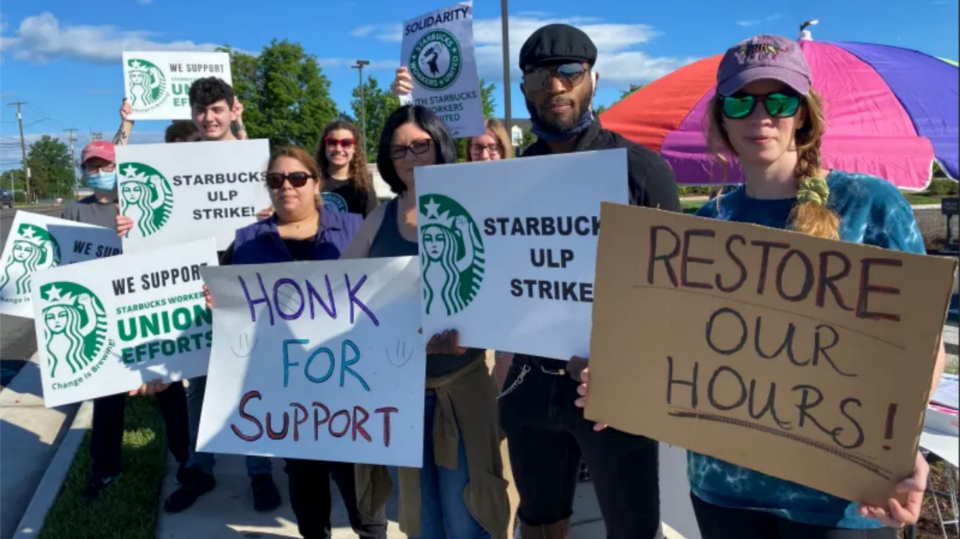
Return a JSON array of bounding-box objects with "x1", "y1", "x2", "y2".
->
[
  {"x1": 499, "y1": 360, "x2": 661, "y2": 539},
  {"x1": 691, "y1": 493, "x2": 898, "y2": 539},
  {"x1": 90, "y1": 381, "x2": 190, "y2": 480},
  {"x1": 284, "y1": 458, "x2": 387, "y2": 539}
]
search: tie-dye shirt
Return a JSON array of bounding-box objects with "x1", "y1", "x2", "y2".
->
[{"x1": 689, "y1": 169, "x2": 926, "y2": 529}]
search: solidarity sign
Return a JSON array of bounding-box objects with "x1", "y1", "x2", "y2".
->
[{"x1": 122, "y1": 51, "x2": 232, "y2": 121}]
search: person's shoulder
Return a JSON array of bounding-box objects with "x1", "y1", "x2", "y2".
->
[
  {"x1": 326, "y1": 208, "x2": 363, "y2": 230},
  {"x1": 60, "y1": 197, "x2": 93, "y2": 220},
  {"x1": 828, "y1": 170, "x2": 907, "y2": 210}
]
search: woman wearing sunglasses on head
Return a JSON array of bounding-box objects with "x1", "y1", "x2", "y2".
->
[
  {"x1": 316, "y1": 119, "x2": 380, "y2": 217},
  {"x1": 206, "y1": 147, "x2": 388, "y2": 539},
  {"x1": 344, "y1": 105, "x2": 510, "y2": 539},
  {"x1": 574, "y1": 34, "x2": 946, "y2": 539}
]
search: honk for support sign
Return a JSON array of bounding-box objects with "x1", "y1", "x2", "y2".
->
[
  {"x1": 196, "y1": 257, "x2": 425, "y2": 467},
  {"x1": 32, "y1": 238, "x2": 219, "y2": 408},
  {"x1": 116, "y1": 139, "x2": 271, "y2": 253},
  {"x1": 122, "y1": 51, "x2": 232, "y2": 121},
  {"x1": 584, "y1": 203, "x2": 958, "y2": 505}
]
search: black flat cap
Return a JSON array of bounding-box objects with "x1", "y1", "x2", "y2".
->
[{"x1": 519, "y1": 24, "x2": 597, "y2": 70}]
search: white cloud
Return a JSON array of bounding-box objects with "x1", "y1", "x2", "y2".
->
[
  {"x1": 0, "y1": 12, "x2": 221, "y2": 64},
  {"x1": 350, "y1": 25, "x2": 377, "y2": 38},
  {"x1": 736, "y1": 14, "x2": 783, "y2": 27}
]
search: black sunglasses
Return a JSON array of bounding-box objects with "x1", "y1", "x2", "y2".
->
[
  {"x1": 265, "y1": 172, "x2": 314, "y2": 189},
  {"x1": 720, "y1": 91, "x2": 801, "y2": 120},
  {"x1": 389, "y1": 139, "x2": 432, "y2": 160},
  {"x1": 522, "y1": 63, "x2": 588, "y2": 92}
]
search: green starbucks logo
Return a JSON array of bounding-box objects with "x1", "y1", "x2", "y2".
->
[
  {"x1": 127, "y1": 59, "x2": 168, "y2": 112},
  {"x1": 0, "y1": 224, "x2": 61, "y2": 297},
  {"x1": 409, "y1": 30, "x2": 463, "y2": 91},
  {"x1": 322, "y1": 192, "x2": 349, "y2": 213},
  {"x1": 419, "y1": 195, "x2": 484, "y2": 316},
  {"x1": 40, "y1": 282, "x2": 110, "y2": 380},
  {"x1": 120, "y1": 163, "x2": 174, "y2": 238}
]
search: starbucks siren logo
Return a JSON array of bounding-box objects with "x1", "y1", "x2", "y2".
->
[
  {"x1": 419, "y1": 195, "x2": 484, "y2": 316},
  {"x1": 409, "y1": 29, "x2": 463, "y2": 91},
  {"x1": 120, "y1": 163, "x2": 174, "y2": 238},
  {"x1": 40, "y1": 282, "x2": 110, "y2": 380},
  {"x1": 127, "y1": 59, "x2": 168, "y2": 112},
  {"x1": 0, "y1": 224, "x2": 61, "y2": 297},
  {"x1": 322, "y1": 192, "x2": 349, "y2": 213}
]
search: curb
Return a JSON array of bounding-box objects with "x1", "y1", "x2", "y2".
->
[{"x1": 12, "y1": 399, "x2": 92, "y2": 539}]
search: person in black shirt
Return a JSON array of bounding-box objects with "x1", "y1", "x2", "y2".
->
[
  {"x1": 315, "y1": 119, "x2": 379, "y2": 217},
  {"x1": 498, "y1": 24, "x2": 681, "y2": 539}
]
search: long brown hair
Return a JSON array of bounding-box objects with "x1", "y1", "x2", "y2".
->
[
  {"x1": 268, "y1": 146, "x2": 322, "y2": 210},
  {"x1": 467, "y1": 118, "x2": 515, "y2": 161},
  {"x1": 706, "y1": 88, "x2": 839, "y2": 239},
  {"x1": 315, "y1": 119, "x2": 374, "y2": 214}
]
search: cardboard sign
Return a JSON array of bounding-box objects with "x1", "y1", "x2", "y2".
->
[
  {"x1": 196, "y1": 257, "x2": 426, "y2": 467},
  {"x1": 122, "y1": 51, "x2": 232, "y2": 121},
  {"x1": 32, "y1": 238, "x2": 218, "y2": 408},
  {"x1": 400, "y1": 2, "x2": 484, "y2": 138},
  {"x1": 1, "y1": 212, "x2": 122, "y2": 319},
  {"x1": 116, "y1": 140, "x2": 271, "y2": 253},
  {"x1": 584, "y1": 203, "x2": 958, "y2": 505},
  {"x1": 416, "y1": 150, "x2": 628, "y2": 360}
]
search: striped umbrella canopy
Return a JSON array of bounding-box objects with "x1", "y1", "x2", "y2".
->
[{"x1": 601, "y1": 38, "x2": 959, "y2": 190}]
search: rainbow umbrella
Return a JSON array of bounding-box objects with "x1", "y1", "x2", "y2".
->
[{"x1": 601, "y1": 37, "x2": 959, "y2": 190}]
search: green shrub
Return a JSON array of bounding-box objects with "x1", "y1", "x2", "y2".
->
[{"x1": 928, "y1": 178, "x2": 959, "y2": 196}]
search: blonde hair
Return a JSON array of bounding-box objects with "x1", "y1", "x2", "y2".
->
[
  {"x1": 467, "y1": 118, "x2": 515, "y2": 161},
  {"x1": 706, "y1": 88, "x2": 839, "y2": 240}
]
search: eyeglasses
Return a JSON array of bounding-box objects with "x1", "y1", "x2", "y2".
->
[
  {"x1": 83, "y1": 162, "x2": 116, "y2": 173},
  {"x1": 389, "y1": 139, "x2": 432, "y2": 160},
  {"x1": 325, "y1": 137, "x2": 356, "y2": 149},
  {"x1": 720, "y1": 92, "x2": 801, "y2": 120},
  {"x1": 522, "y1": 63, "x2": 588, "y2": 92},
  {"x1": 469, "y1": 143, "x2": 501, "y2": 156},
  {"x1": 265, "y1": 172, "x2": 315, "y2": 189}
]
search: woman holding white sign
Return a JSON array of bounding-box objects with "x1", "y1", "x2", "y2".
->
[
  {"x1": 576, "y1": 34, "x2": 947, "y2": 538},
  {"x1": 345, "y1": 105, "x2": 509, "y2": 539}
]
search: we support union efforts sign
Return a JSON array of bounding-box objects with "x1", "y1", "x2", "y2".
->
[
  {"x1": 196, "y1": 257, "x2": 425, "y2": 467},
  {"x1": 416, "y1": 150, "x2": 628, "y2": 360},
  {"x1": 584, "y1": 204, "x2": 958, "y2": 505},
  {"x1": 1, "y1": 212, "x2": 121, "y2": 319},
  {"x1": 32, "y1": 238, "x2": 219, "y2": 408},
  {"x1": 116, "y1": 139, "x2": 271, "y2": 253},
  {"x1": 122, "y1": 51, "x2": 232, "y2": 121},
  {"x1": 401, "y1": 2, "x2": 484, "y2": 138}
]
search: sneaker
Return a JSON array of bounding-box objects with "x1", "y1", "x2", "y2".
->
[
  {"x1": 175, "y1": 465, "x2": 188, "y2": 485},
  {"x1": 163, "y1": 468, "x2": 215, "y2": 513},
  {"x1": 250, "y1": 474, "x2": 281, "y2": 512},
  {"x1": 82, "y1": 473, "x2": 121, "y2": 499}
]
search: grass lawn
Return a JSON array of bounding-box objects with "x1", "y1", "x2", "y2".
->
[
  {"x1": 40, "y1": 397, "x2": 168, "y2": 539},
  {"x1": 903, "y1": 193, "x2": 943, "y2": 206}
]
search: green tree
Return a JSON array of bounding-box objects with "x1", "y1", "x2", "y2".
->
[
  {"x1": 519, "y1": 130, "x2": 538, "y2": 153},
  {"x1": 480, "y1": 79, "x2": 496, "y2": 118},
  {"x1": 351, "y1": 76, "x2": 400, "y2": 161},
  {"x1": 597, "y1": 83, "x2": 645, "y2": 115},
  {"x1": 220, "y1": 40, "x2": 339, "y2": 150},
  {"x1": 26, "y1": 136, "x2": 74, "y2": 199}
]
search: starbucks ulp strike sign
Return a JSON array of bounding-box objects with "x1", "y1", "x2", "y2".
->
[
  {"x1": 122, "y1": 51, "x2": 232, "y2": 121},
  {"x1": 416, "y1": 149, "x2": 628, "y2": 360},
  {"x1": 116, "y1": 139, "x2": 272, "y2": 253},
  {"x1": 32, "y1": 238, "x2": 218, "y2": 408},
  {"x1": 400, "y1": 2, "x2": 484, "y2": 138},
  {"x1": 1, "y1": 212, "x2": 121, "y2": 319}
]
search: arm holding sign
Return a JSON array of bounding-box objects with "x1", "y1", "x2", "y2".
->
[
  {"x1": 341, "y1": 202, "x2": 388, "y2": 260},
  {"x1": 112, "y1": 99, "x2": 134, "y2": 146},
  {"x1": 391, "y1": 67, "x2": 414, "y2": 97}
]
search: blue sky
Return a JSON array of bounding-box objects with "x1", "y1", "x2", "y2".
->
[{"x1": 1, "y1": 0, "x2": 958, "y2": 172}]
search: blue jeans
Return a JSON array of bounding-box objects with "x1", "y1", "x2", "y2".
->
[
  {"x1": 413, "y1": 393, "x2": 492, "y2": 539},
  {"x1": 186, "y1": 376, "x2": 272, "y2": 477}
]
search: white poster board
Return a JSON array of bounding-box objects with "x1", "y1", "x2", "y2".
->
[
  {"x1": 415, "y1": 149, "x2": 629, "y2": 360},
  {"x1": 400, "y1": 2, "x2": 484, "y2": 138},
  {"x1": 116, "y1": 139, "x2": 271, "y2": 253},
  {"x1": 32, "y1": 238, "x2": 218, "y2": 408},
  {"x1": 196, "y1": 257, "x2": 426, "y2": 468},
  {"x1": 122, "y1": 51, "x2": 232, "y2": 121},
  {"x1": 1, "y1": 212, "x2": 121, "y2": 319}
]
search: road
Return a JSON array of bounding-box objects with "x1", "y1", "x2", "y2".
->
[{"x1": 0, "y1": 206, "x2": 64, "y2": 388}]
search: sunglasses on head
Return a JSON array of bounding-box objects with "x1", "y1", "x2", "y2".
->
[
  {"x1": 265, "y1": 172, "x2": 314, "y2": 189},
  {"x1": 522, "y1": 63, "x2": 588, "y2": 92},
  {"x1": 324, "y1": 137, "x2": 356, "y2": 149},
  {"x1": 720, "y1": 91, "x2": 801, "y2": 120}
]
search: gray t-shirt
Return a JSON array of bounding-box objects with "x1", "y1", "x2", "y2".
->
[{"x1": 60, "y1": 195, "x2": 118, "y2": 230}]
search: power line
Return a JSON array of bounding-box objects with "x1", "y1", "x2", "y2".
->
[{"x1": 65, "y1": 128, "x2": 80, "y2": 197}]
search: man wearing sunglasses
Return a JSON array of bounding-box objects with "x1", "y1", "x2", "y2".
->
[{"x1": 498, "y1": 24, "x2": 681, "y2": 539}]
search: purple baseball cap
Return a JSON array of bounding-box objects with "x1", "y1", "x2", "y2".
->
[{"x1": 717, "y1": 35, "x2": 812, "y2": 96}]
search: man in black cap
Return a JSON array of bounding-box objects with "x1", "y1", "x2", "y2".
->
[{"x1": 498, "y1": 23, "x2": 680, "y2": 539}]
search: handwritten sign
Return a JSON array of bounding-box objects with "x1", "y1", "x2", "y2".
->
[
  {"x1": 400, "y1": 2, "x2": 484, "y2": 138},
  {"x1": 116, "y1": 140, "x2": 271, "y2": 253},
  {"x1": 196, "y1": 257, "x2": 425, "y2": 467},
  {"x1": 584, "y1": 203, "x2": 958, "y2": 505},
  {"x1": 416, "y1": 150, "x2": 628, "y2": 360},
  {"x1": 122, "y1": 51, "x2": 232, "y2": 121},
  {"x1": 1, "y1": 212, "x2": 121, "y2": 319},
  {"x1": 32, "y1": 238, "x2": 218, "y2": 408}
]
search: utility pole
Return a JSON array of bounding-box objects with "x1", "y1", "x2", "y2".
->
[
  {"x1": 7, "y1": 101, "x2": 30, "y2": 203},
  {"x1": 500, "y1": 0, "x2": 512, "y2": 133},
  {"x1": 352, "y1": 60, "x2": 371, "y2": 153},
  {"x1": 65, "y1": 128, "x2": 79, "y2": 198}
]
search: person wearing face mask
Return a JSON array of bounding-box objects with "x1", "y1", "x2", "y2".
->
[{"x1": 59, "y1": 141, "x2": 192, "y2": 500}]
